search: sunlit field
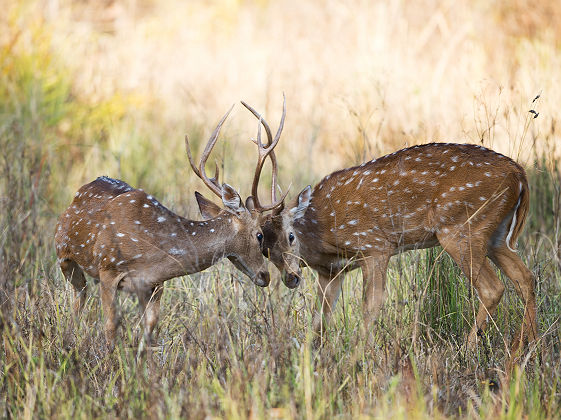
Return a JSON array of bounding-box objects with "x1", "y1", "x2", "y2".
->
[{"x1": 1, "y1": 0, "x2": 561, "y2": 418}]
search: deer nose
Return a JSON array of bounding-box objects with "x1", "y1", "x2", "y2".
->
[
  {"x1": 254, "y1": 271, "x2": 270, "y2": 287},
  {"x1": 283, "y1": 272, "x2": 301, "y2": 289}
]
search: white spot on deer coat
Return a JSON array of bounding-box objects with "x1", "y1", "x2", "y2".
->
[
  {"x1": 157, "y1": 216, "x2": 166, "y2": 223},
  {"x1": 169, "y1": 248, "x2": 186, "y2": 256}
]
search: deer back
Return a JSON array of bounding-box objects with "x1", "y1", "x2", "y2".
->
[
  {"x1": 276, "y1": 143, "x2": 528, "y2": 273},
  {"x1": 55, "y1": 176, "x2": 269, "y2": 288}
]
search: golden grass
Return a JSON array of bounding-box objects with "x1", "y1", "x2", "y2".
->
[
  {"x1": 5, "y1": 0, "x2": 560, "y2": 199},
  {"x1": 1, "y1": 1, "x2": 561, "y2": 418}
]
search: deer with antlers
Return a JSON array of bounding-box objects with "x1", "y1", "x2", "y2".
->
[
  {"x1": 197, "y1": 100, "x2": 536, "y2": 356},
  {"x1": 288, "y1": 144, "x2": 535, "y2": 353},
  {"x1": 55, "y1": 106, "x2": 281, "y2": 352}
]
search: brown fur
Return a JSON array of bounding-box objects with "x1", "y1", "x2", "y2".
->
[
  {"x1": 271, "y1": 143, "x2": 536, "y2": 356},
  {"x1": 55, "y1": 176, "x2": 269, "y2": 351}
]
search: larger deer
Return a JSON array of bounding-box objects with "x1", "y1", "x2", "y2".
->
[
  {"x1": 285, "y1": 143, "x2": 535, "y2": 353},
  {"x1": 55, "y1": 107, "x2": 281, "y2": 352},
  {"x1": 194, "y1": 103, "x2": 537, "y2": 354},
  {"x1": 202, "y1": 103, "x2": 536, "y2": 354}
]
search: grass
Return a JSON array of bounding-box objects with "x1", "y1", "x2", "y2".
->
[{"x1": 2, "y1": 0, "x2": 561, "y2": 418}]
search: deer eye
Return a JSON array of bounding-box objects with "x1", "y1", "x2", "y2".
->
[
  {"x1": 288, "y1": 232, "x2": 295, "y2": 244},
  {"x1": 256, "y1": 232, "x2": 264, "y2": 244}
]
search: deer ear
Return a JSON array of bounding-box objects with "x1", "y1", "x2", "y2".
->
[
  {"x1": 290, "y1": 185, "x2": 312, "y2": 220},
  {"x1": 221, "y1": 183, "x2": 247, "y2": 215},
  {"x1": 245, "y1": 196, "x2": 256, "y2": 212},
  {"x1": 195, "y1": 191, "x2": 222, "y2": 220}
]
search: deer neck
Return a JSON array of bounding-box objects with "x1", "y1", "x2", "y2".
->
[
  {"x1": 155, "y1": 214, "x2": 239, "y2": 276},
  {"x1": 292, "y1": 200, "x2": 332, "y2": 264}
]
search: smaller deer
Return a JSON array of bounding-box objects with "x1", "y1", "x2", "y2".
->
[{"x1": 55, "y1": 107, "x2": 276, "y2": 351}]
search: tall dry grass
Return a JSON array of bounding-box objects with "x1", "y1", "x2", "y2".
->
[{"x1": 1, "y1": 0, "x2": 561, "y2": 418}]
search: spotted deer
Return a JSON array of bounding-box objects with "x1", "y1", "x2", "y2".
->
[
  {"x1": 272, "y1": 142, "x2": 536, "y2": 354},
  {"x1": 193, "y1": 105, "x2": 537, "y2": 355},
  {"x1": 55, "y1": 107, "x2": 276, "y2": 352}
]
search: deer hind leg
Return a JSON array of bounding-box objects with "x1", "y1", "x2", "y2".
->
[
  {"x1": 59, "y1": 259, "x2": 87, "y2": 316},
  {"x1": 488, "y1": 243, "x2": 537, "y2": 354},
  {"x1": 437, "y1": 233, "x2": 505, "y2": 349},
  {"x1": 99, "y1": 270, "x2": 122, "y2": 352},
  {"x1": 136, "y1": 285, "x2": 164, "y2": 356},
  {"x1": 312, "y1": 272, "x2": 344, "y2": 345}
]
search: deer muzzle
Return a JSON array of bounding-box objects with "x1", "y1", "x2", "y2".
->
[
  {"x1": 253, "y1": 271, "x2": 271, "y2": 287},
  {"x1": 282, "y1": 272, "x2": 301, "y2": 289}
]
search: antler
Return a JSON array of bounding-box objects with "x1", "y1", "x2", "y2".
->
[
  {"x1": 185, "y1": 105, "x2": 234, "y2": 198},
  {"x1": 241, "y1": 95, "x2": 288, "y2": 211}
]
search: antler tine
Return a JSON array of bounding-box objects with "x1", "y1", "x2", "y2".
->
[
  {"x1": 241, "y1": 101, "x2": 273, "y2": 145},
  {"x1": 241, "y1": 98, "x2": 286, "y2": 211},
  {"x1": 184, "y1": 105, "x2": 234, "y2": 198},
  {"x1": 270, "y1": 94, "x2": 286, "y2": 202}
]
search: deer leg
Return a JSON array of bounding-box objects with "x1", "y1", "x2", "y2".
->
[
  {"x1": 360, "y1": 254, "x2": 391, "y2": 322},
  {"x1": 312, "y1": 272, "x2": 344, "y2": 345},
  {"x1": 438, "y1": 234, "x2": 504, "y2": 349},
  {"x1": 99, "y1": 271, "x2": 122, "y2": 352},
  {"x1": 60, "y1": 259, "x2": 87, "y2": 316},
  {"x1": 489, "y1": 244, "x2": 537, "y2": 353},
  {"x1": 136, "y1": 285, "x2": 164, "y2": 355},
  {"x1": 466, "y1": 260, "x2": 506, "y2": 347}
]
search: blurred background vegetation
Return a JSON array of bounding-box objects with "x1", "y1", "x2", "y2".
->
[{"x1": 1, "y1": 0, "x2": 560, "y2": 418}]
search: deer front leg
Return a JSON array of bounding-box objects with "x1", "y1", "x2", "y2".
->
[
  {"x1": 59, "y1": 259, "x2": 87, "y2": 316},
  {"x1": 360, "y1": 253, "x2": 391, "y2": 323},
  {"x1": 312, "y1": 272, "x2": 344, "y2": 346},
  {"x1": 136, "y1": 285, "x2": 164, "y2": 357},
  {"x1": 99, "y1": 271, "x2": 122, "y2": 352}
]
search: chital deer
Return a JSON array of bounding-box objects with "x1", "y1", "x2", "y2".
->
[
  {"x1": 194, "y1": 104, "x2": 537, "y2": 354},
  {"x1": 55, "y1": 107, "x2": 274, "y2": 352},
  {"x1": 272, "y1": 142, "x2": 536, "y2": 353},
  {"x1": 198, "y1": 110, "x2": 535, "y2": 354}
]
